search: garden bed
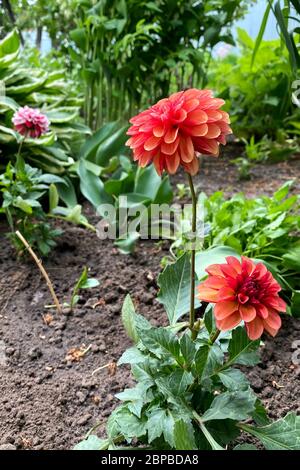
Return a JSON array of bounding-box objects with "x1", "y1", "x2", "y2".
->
[{"x1": 0, "y1": 148, "x2": 299, "y2": 450}]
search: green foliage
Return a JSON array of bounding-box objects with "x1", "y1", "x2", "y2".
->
[
  {"x1": 68, "y1": 0, "x2": 252, "y2": 129},
  {"x1": 0, "y1": 29, "x2": 89, "y2": 175},
  {"x1": 68, "y1": 267, "x2": 100, "y2": 310},
  {"x1": 0, "y1": 158, "x2": 63, "y2": 255},
  {"x1": 208, "y1": 29, "x2": 295, "y2": 138},
  {"x1": 78, "y1": 289, "x2": 299, "y2": 450}
]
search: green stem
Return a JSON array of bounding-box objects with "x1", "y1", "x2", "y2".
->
[
  {"x1": 187, "y1": 172, "x2": 197, "y2": 340},
  {"x1": 209, "y1": 328, "x2": 221, "y2": 344}
]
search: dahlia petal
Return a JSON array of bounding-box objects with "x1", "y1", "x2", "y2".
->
[
  {"x1": 183, "y1": 98, "x2": 200, "y2": 113},
  {"x1": 153, "y1": 125, "x2": 165, "y2": 137},
  {"x1": 197, "y1": 285, "x2": 219, "y2": 302},
  {"x1": 185, "y1": 109, "x2": 208, "y2": 125},
  {"x1": 164, "y1": 127, "x2": 179, "y2": 143},
  {"x1": 226, "y1": 256, "x2": 242, "y2": 274},
  {"x1": 214, "y1": 301, "x2": 239, "y2": 320},
  {"x1": 264, "y1": 308, "x2": 282, "y2": 329},
  {"x1": 217, "y1": 286, "x2": 235, "y2": 301},
  {"x1": 216, "y1": 311, "x2": 241, "y2": 331},
  {"x1": 165, "y1": 152, "x2": 180, "y2": 174},
  {"x1": 139, "y1": 151, "x2": 153, "y2": 167},
  {"x1": 239, "y1": 304, "x2": 256, "y2": 322},
  {"x1": 161, "y1": 138, "x2": 179, "y2": 155},
  {"x1": 173, "y1": 108, "x2": 187, "y2": 123},
  {"x1": 255, "y1": 304, "x2": 269, "y2": 319},
  {"x1": 183, "y1": 156, "x2": 199, "y2": 175},
  {"x1": 153, "y1": 153, "x2": 164, "y2": 176},
  {"x1": 241, "y1": 256, "x2": 256, "y2": 276},
  {"x1": 220, "y1": 111, "x2": 231, "y2": 123},
  {"x1": 203, "y1": 98, "x2": 225, "y2": 109},
  {"x1": 144, "y1": 135, "x2": 161, "y2": 151},
  {"x1": 205, "y1": 124, "x2": 221, "y2": 139},
  {"x1": 203, "y1": 276, "x2": 228, "y2": 289},
  {"x1": 179, "y1": 136, "x2": 195, "y2": 163},
  {"x1": 264, "y1": 296, "x2": 286, "y2": 312},
  {"x1": 206, "y1": 264, "x2": 225, "y2": 277},
  {"x1": 194, "y1": 137, "x2": 219, "y2": 155},
  {"x1": 206, "y1": 110, "x2": 223, "y2": 122},
  {"x1": 254, "y1": 263, "x2": 268, "y2": 280},
  {"x1": 263, "y1": 323, "x2": 278, "y2": 337},
  {"x1": 220, "y1": 264, "x2": 238, "y2": 278},
  {"x1": 245, "y1": 317, "x2": 264, "y2": 340},
  {"x1": 238, "y1": 293, "x2": 249, "y2": 304},
  {"x1": 187, "y1": 124, "x2": 208, "y2": 136},
  {"x1": 131, "y1": 134, "x2": 148, "y2": 148}
]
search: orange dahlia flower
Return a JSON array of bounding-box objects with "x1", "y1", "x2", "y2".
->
[
  {"x1": 126, "y1": 89, "x2": 232, "y2": 176},
  {"x1": 198, "y1": 256, "x2": 286, "y2": 340}
]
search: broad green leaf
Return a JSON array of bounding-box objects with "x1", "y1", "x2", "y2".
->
[
  {"x1": 49, "y1": 184, "x2": 59, "y2": 213},
  {"x1": 180, "y1": 333, "x2": 196, "y2": 364},
  {"x1": 137, "y1": 326, "x2": 181, "y2": 362},
  {"x1": 174, "y1": 419, "x2": 197, "y2": 450},
  {"x1": 167, "y1": 369, "x2": 194, "y2": 395},
  {"x1": 146, "y1": 408, "x2": 167, "y2": 443},
  {"x1": 78, "y1": 159, "x2": 112, "y2": 208},
  {"x1": 201, "y1": 390, "x2": 256, "y2": 422},
  {"x1": 107, "y1": 406, "x2": 147, "y2": 440},
  {"x1": 80, "y1": 278, "x2": 100, "y2": 289},
  {"x1": 115, "y1": 232, "x2": 140, "y2": 255},
  {"x1": 158, "y1": 253, "x2": 200, "y2": 325},
  {"x1": 227, "y1": 327, "x2": 260, "y2": 366},
  {"x1": 74, "y1": 435, "x2": 109, "y2": 450},
  {"x1": 282, "y1": 246, "x2": 300, "y2": 272},
  {"x1": 121, "y1": 294, "x2": 139, "y2": 343},
  {"x1": 290, "y1": 291, "x2": 300, "y2": 318},
  {"x1": 118, "y1": 346, "x2": 146, "y2": 365},
  {"x1": 241, "y1": 413, "x2": 300, "y2": 450},
  {"x1": 218, "y1": 368, "x2": 250, "y2": 391}
]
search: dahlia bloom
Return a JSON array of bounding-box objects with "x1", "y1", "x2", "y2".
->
[
  {"x1": 126, "y1": 89, "x2": 232, "y2": 176},
  {"x1": 198, "y1": 256, "x2": 286, "y2": 340},
  {"x1": 12, "y1": 106, "x2": 50, "y2": 138}
]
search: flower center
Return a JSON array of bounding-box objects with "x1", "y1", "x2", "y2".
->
[{"x1": 239, "y1": 277, "x2": 260, "y2": 300}]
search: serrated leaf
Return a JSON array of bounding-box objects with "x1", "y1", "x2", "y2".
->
[
  {"x1": 158, "y1": 253, "x2": 200, "y2": 325},
  {"x1": 227, "y1": 327, "x2": 260, "y2": 366},
  {"x1": 241, "y1": 413, "x2": 300, "y2": 450},
  {"x1": 73, "y1": 435, "x2": 109, "y2": 450},
  {"x1": 218, "y1": 369, "x2": 250, "y2": 391},
  {"x1": 121, "y1": 294, "x2": 138, "y2": 343},
  {"x1": 202, "y1": 390, "x2": 256, "y2": 422},
  {"x1": 146, "y1": 408, "x2": 167, "y2": 443},
  {"x1": 117, "y1": 346, "x2": 146, "y2": 365},
  {"x1": 180, "y1": 333, "x2": 196, "y2": 364},
  {"x1": 174, "y1": 419, "x2": 197, "y2": 450},
  {"x1": 167, "y1": 369, "x2": 194, "y2": 395},
  {"x1": 137, "y1": 326, "x2": 181, "y2": 362}
]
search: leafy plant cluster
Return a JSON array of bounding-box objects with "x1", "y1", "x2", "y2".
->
[
  {"x1": 166, "y1": 181, "x2": 300, "y2": 316},
  {"x1": 208, "y1": 28, "x2": 297, "y2": 140},
  {"x1": 0, "y1": 157, "x2": 65, "y2": 255},
  {"x1": 0, "y1": 29, "x2": 90, "y2": 175},
  {"x1": 75, "y1": 274, "x2": 300, "y2": 451},
  {"x1": 68, "y1": 0, "x2": 253, "y2": 129}
]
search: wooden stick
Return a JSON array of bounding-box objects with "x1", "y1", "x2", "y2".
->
[{"x1": 15, "y1": 230, "x2": 62, "y2": 315}]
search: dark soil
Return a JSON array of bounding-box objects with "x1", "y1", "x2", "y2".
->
[{"x1": 0, "y1": 145, "x2": 299, "y2": 450}]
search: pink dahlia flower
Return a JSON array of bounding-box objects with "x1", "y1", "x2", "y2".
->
[
  {"x1": 12, "y1": 106, "x2": 50, "y2": 138},
  {"x1": 126, "y1": 88, "x2": 232, "y2": 176},
  {"x1": 198, "y1": 256, "x2": 286, "y2": 340}
]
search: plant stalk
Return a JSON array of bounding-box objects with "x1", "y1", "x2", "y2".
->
[
  {"x1": 187, "y1": 172, "x2": 197, "y2": 340},
  {"x1": 15, "y1": 230, "x2": 62, "y2": 315}
]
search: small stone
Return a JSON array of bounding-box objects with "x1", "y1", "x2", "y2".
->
[
  {"x1": 140, "y1": 292, "x2": 153, "y2": 305},
  {"x1": 76, "y1": 391, "x2": 87, "y2": 404},
  {"x1": 104, "y1": 292, "x2": 118, "y2": 304},
  {"x1": 5, "y1": 347, "x2": 15, "y2": 357},
  {"x1": 0, "y1": 443, "x2": 17, "y2": 450},
  {"x1": 77, "y1": 414, "x2": 92, "y2": 426},
  {"x1": 28, "y1": 347, "x2": 42, "y2": 360},
  {"x1": 98, "y1": 342, "x2": 106, "y2": 352},
  {"x1": 91, "y1": 345, "x2": 100, "y2": 353}
]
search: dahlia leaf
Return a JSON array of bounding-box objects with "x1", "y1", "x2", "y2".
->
[
  {"x1": 241, "y1": 412, "x2": 300, "y2": 450},
  {"x1": 158, "y1": 253, "x2": 200, "y2": 325},
  {"x1": 121, "y1": 294, "x2": 139, "y2": 343},
  {"x1": 201, "y1": 390, "x2": 256, "y2": 422},
  {"x1": 173, "y1": 419, "x2": 197, "y2": 450},
  {"x1": 227, "y1": 326, "x2": 260, "y2": 366}
]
